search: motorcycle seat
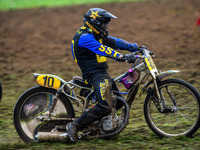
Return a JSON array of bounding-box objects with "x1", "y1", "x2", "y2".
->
[{"x1": 72, "y1": 76, "x2": 91, "y2": 88}]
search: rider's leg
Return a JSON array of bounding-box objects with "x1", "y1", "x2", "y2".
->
[{"x1": 67, "y1": 71, "x2": 113, "y2": 142}]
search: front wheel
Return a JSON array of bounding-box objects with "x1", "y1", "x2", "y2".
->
[
  {"x1": 13, "y1": 86, "x2": 75, "y2": 143},
  {"x1": 144, "y1": 79, "x2": 200, "y2": 137}
]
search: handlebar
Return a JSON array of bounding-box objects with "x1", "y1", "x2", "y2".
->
[
  {"x1": 136, "y1": 48, "x2": 155, "y2": 58},
  {"x1": 121, "y1": 47, "x2": 155, "y2": 63}
]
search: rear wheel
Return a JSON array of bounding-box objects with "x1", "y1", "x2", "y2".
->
[
  {"x1": 144, "y1": 79, "x2": 200, "y2": 137},
  {"x1": 13, "y1": 86, "x2": 75, "y2": 143}
]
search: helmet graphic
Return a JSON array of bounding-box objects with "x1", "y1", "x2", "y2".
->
[{"x1": 84, "y1": 8, "x2": 117, "y2": 37}]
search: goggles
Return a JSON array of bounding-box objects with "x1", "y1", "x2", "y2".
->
[{"x1": 101, "y1": 22, "x2": 109, "y2": 30}]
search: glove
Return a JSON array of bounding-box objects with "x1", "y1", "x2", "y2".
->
[
  {"x1": 123, "y1": 54, "x2": 136, "y2": 63},
  {"x1": 116, "y1": 54, "x2": 125, "y2": 62},
  {"x1": 129, "y1": 43, "x2": 138, "y2": 52}
]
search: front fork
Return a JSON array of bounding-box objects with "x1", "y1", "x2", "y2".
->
[
  {"x1": 151, "y1": 79, "x2": 178, "y2": 113},
  {"x1": 153, "y1": 79, "x2": 164, "y2": 112}
]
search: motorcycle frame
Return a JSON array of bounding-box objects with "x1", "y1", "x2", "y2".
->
[
  {"x1": 34, "y1": 49, "x2": 180, "y2": 119},
  {"x1": 59, "y1": 58, "x2": 146, "y2": 114}
]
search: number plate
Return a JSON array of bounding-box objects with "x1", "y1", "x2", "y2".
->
[
  {"x1": 36, "y1": 75, "x2": 61, "y2": 90},
  {"x1": 144, "y1": 56, "x2": 158, "y2": 78}
]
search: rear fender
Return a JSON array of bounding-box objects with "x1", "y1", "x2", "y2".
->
[
  {"x1": 33, "y1": 73, "x2": 66, "y2": 90},
  {"x1": 139, "y1": 70, "x2": 180, "y2": 96},
  {"x1": 33, "y1": 73, "x2": 76, "y2": 99}
]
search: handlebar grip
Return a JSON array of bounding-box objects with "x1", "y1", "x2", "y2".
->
[
  {"x1": 149, "y1": 51, "x2": 154, "y2": 55},
  {"x1": 122, "y1": 54, "x2": 138, "y2": 63}
]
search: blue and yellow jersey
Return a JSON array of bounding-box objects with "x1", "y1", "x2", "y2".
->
[{"x1": 71, "y1": 26, "x2": 137, "y2": 76}]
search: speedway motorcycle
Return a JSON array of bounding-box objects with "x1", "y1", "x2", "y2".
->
[{"x1": 13, "y1": 48, "x2": 200, "y2": 143}]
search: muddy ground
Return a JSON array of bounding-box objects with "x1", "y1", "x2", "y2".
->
[{"x1": 0, "y1": 0, "x2": 200, "y2": 148}]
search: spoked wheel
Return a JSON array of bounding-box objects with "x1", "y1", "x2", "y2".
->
[
  {"x1": 13, "y1": 86, "x2": 75, "y2": 143},
  {"x1": 144, "y1": 79, "x2": 200, "y2": 137}
]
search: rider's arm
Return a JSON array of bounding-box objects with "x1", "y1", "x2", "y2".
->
[
  {"x1": 79, "y1": 33, "x2": 121, "y2": 60},
  {"x1": 103, "y1": 36, "x2": 138, "y2": 52}
]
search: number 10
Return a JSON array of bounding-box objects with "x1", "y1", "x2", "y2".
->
[{"x1": 43, "y1": 76, "x2": 54, "y2": 87}]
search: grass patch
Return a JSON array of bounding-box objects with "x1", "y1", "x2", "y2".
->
[{"x1": 0, "y1": 0, "x2": 147, "y2": 11}]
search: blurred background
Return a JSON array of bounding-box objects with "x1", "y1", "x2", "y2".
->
[{"x1": 0, "y1": 0, "x2": 140, "y2": 11}]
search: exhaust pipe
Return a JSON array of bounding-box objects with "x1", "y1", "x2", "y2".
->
[{"x1": 36, "y1": 132, "x2": 69, "y2": 142}]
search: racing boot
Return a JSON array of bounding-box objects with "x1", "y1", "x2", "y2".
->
[{"x1": 66, "y1": 121, "x2": 79, "y2": 143}]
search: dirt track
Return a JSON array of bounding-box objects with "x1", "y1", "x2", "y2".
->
[
  {"x1": 0, "y1": 0, "x2": 200, "y2": 90},
  {"x1": 0, "y1": 0, "x2": 200, "y2": 147}
]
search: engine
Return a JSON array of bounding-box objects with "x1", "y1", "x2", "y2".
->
[{"x1": 101, "y1": 114, "x2": 121, "y2": 132}]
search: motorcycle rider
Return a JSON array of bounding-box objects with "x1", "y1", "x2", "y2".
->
[{"x1": 67, "y1": 8, "x2": 139, "y2": 142}]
